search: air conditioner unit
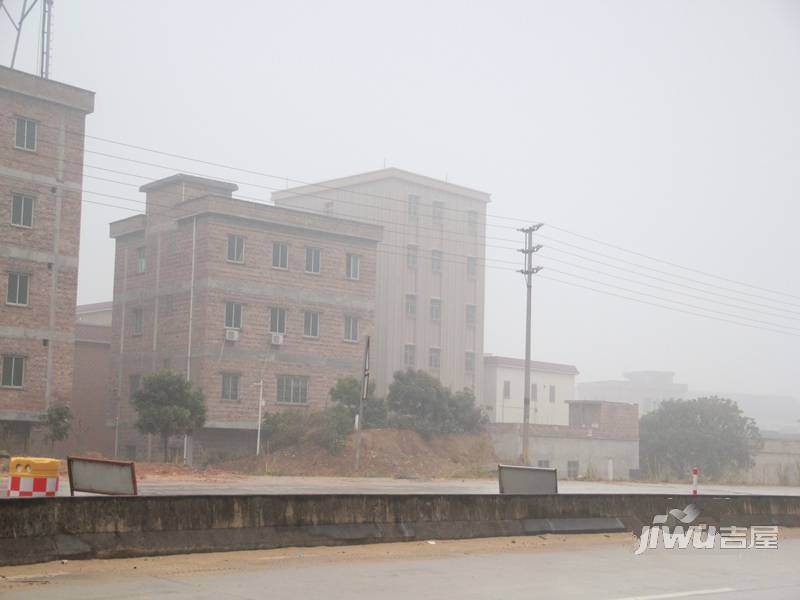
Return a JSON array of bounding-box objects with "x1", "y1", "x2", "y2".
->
[
  {"x1": 224, "y1": 328, "x2": 240, "y2": 342},
  {"x1": 270, "y1": 333, "x2": 284, "y2": 346}
]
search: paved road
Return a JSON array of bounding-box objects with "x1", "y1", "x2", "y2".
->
[{"x1": 2, "y1": 534, "x2": 798, "y2": 599}]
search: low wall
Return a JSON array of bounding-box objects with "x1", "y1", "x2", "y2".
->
[{"x1": 2, "y1": 494, "x2": 800, "y2": 566}]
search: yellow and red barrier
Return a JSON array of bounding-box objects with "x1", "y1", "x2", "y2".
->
[{"x1": 6, "y1": 457, "x2": 60, "y2": 497}]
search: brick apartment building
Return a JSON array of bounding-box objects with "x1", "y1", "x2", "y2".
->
[
  {"x1": 272, "y1": 168, "x2": 489, "y2": 397},
  {"x1": 109, "y1": 174, "x2": 381, "y2": 461},
  {"x1": 0, "y1": 66, "x2": 94, "y2": 451}
]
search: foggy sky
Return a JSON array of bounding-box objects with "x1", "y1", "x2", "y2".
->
[{"x1": 4, "y1": 0, "x2": 798, "y2": 400}]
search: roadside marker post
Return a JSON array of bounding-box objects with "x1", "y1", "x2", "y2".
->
[{"x1": 692, "y1": 466, "x2": 700, "y2": 495}]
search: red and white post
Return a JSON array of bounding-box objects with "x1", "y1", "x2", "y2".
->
[{"x1": 691, "y1": 466, "x2": 700, "y2": 495}]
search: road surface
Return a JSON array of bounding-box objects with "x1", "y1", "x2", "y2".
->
[{"x1": 2, "y1": 533, "x2": 798, "y2": 599}]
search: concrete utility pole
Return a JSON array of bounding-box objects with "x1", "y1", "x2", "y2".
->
[
  {"x1": 354, "y1": 336, "x2": 371, "y2": 471},
  {"x1": 518, "y1": 225, "x2": 543, "y2": 465}
]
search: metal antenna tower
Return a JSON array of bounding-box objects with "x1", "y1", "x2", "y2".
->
[{"x1": 2, "y1": 0, "x2": 54, "y2": 78}]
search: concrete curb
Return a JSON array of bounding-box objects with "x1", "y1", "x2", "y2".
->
[{"x1": 1, "y1": 493, "x2": 799, "y2": 566}]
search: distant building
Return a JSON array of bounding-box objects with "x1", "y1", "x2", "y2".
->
[
  {"x1": 272, "y1": 168, "x2": 488, "y2": 397},
  {"x1": 739, "y1": 431, "x2": 800, "y2": 486},
  {"x1": 483, "y1": 355, "x2": 578, "y2": 425},
  {"x1": 578, "y1": 371, "x2": 688, "y2": 415},
  {"x1": 108, "y1": 174, "x2": 382, "y2": 461},
  {"x1": 0, "y1": 66, "x2": 94, "y2": 452}
]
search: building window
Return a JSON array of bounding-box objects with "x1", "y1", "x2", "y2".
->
[
  {"x1": 465, "y1": 351, "x2": 475, "y2": 372},
  {"x1": 304, "y1": 311, "x2": 320, "y2": 338},
  {"x1": 532, "y1": 384, "x2": 538, "y2": 403},
  {"x1": 467, "y1": 257, "x2": 477, "y2": 278},
  {"x1": 567, "y1": 460, "x2": 579, "y2": 479},
  {"x1": 131, "y1": 308, "x2": 143, "y2": 336},
  {"x1": 225, "y1": 301, "x2": 242, "y2": 329},
  {"x1": 537, "y1": 460, "x2": 550, "y2": 469},
  {"x1": 344, "y1": 316, "x2": 359, "y2": 342},
  {"x1": 277, "y1": 375, "x2": 308, "y2": 404},
  {"x1": 6, "y1": 272, "x2": 29, "y2": 306},
  {"x1": 404, "y1": 344, "x2": 416, "y2": 368},
  {"x1": 324, "y1": 201, "x2": 334, "y2": 215},
  {"x1": 129, "y1": 374, "x2": 141, "y2": 401},
  {"x1": 503, "y1": 380, "x2": 511, "y2": 400},
  {"x1": 272, "y1": 242, "x2": 288, "y2": 269},
  {"x1": 305, "y1": 247, "x2": 321, "y2": 274},
  {"x1": 227, "y1": 235, "x2": 244, "y2": 263},
  {"x1": 270, "y1": 307, "x2": 286, "y2": 334},
  {"x1": 465, "y1": 304, "x2": 476, "y2": 325},
  {"x1": 405, "y1": 293, "x2": 417, "y2": 317},
  {"x1": 346, "y1": 254, "x2": 361, "y2": 280},
  {"x1": 431, "y1": 250, "x2": 442, "y2": 273},
  {"x1": 468, "y1": 210, "x2": 478, "y2": 234},
  {"x1": 406, "y1": 245, "x2": 418, "y2": 270},
  {"x1": 14, "y1": 117, "x2": 37, "y2": 151},
  {"x1": 432, "y1": 200, "x2": 444, "y2": 224},
  {"x1": 430, "y1": 298, "x2": 441, "y2": 321},
  {"x1": 222, "y1": 373, "x2": 240, "y2": 401},
  {"x1": 549, "y1": 385, "x2": 556, "y2": 403},
  {"x1": 408, "y1": 194, "x2": 419, "y2": 220},
  {"x1": 135, "y1": 246, "x2": 146, "y2": 274},
  {"x1": 1, "y1": 355, "x2": 25, "y2": 388},
  {"x1": 429, "y1": 348, "x2": 441, "y2": 369},
  {"x1": 11, "y1": 194, "x2": 33, "y2": 227}
]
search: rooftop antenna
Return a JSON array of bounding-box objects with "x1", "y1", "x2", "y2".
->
[{"x1": 3, "y1": 0, "x2": 53, "y2": 78}]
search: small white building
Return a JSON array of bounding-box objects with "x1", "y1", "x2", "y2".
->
[{"x1": 483, "y1": 355, "x2": 579, "y2": 425}]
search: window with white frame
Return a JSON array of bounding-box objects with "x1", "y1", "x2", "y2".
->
[
  {"x1": 432, "y1": 201, "x2": 444, "y2": 224},
  {"x1": 465, "y1": 304, "x2": 476, "y2": 325},
  {"x1": 136, "y1": 247, "x2": 146, "y2": 273},
  {"x1": 537, "y1": 460, "x2": 550, "y2": 468},
  {"x1": 404, "y1": 344, "x2": 416, "y2": 368},
  {"x1": 429, "y1": 348, "x2": 441, "y2": 369},
  {"x1": 430, "y1": 298, "x2": 441, "y2": 321},
  {"x1": 6, "y1": 272, "x2": 29, "y2": 306},
  {"x1": 11, "y1": 194, "x2": 33, "y2": 227},
  {"x1": 227, "y1": 235, "x2": 244, "y2": 263},
  {"x1": 222, "y1": 373, "x2": 240, "y2": 401},
  {"x1": 14, "y1": 117, "x2": 37, "y2": 151},
  {"x1": 305, "y1": 247, "x2": 321, "y2": 274},
  {"x1": 431, "y1": 250, "x2": 442, "y2": 273},
  {"x1": 405, "y1": 293, "x2": 416, "y2": 317},
  {"x1": 346, "y1": 254, "x2": 360, "y2": 280},
  {"x1": 277, "y1": 375, "x2": 308, "y2": 404},
  {"x1": 465, "y1": 351, "x2": 475, "y2": 372},
  {"x1": 408, "y1": 194, "x2": 419, "y2": 220},
  {"x1": 304, "y1": 311, "x2": 320, "y2": 338},
  {"x1": 270, "y1": 307, "x2": 286, "y2": 334},
  {"x1": 467, "y1": 256, "x2": 477, "y2": 278},
  {"x1": 131, "y1": 308, "x2": 143, "y2": 336},
  {"x1": 344, "y1": 316, "x2": 358, "y2": 342},
  {"x1": 272, "y1": 242, "x2": 288, "y2": 269},
  {"x1": 406, "y1": 244, "x2": 418, "y2": 269},
  {"x1": 549, "y1": 385, "x2": 556, "y2": 403},
  {"x1": 503, "y1": 380, "x2": 511, "y2": 400},
  {"x1": 1, "y1": 355, "x2": 25, "y2": 388},
  {"x1": 225, "y1": 301, "x2": 242, "y2": 329}
]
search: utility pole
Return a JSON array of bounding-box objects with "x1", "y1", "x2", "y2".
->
[
  {"x1": 518, "y1": 224, "x2": 543, "y2": 465},
  {"x1": 354, "y1": 336, "x2": 370, "y2": 471}
]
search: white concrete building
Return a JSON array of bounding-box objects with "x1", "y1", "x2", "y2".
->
[
  {"x1": 483, "y1": 355, "x2": 579, "y2": 425},
  {"x1": 578, "y1": 371, "x2": 688, "y2": 415}
]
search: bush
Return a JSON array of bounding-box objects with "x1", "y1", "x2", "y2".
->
[
  {"x1": 262, "y1": 406, "x2": 355, "y2": 455},
  {"x1": 261, "y1": 411, "x2": 306, "y2": 451},
  {"x1": 329, "y1": 377, "x2": 387, "y2": 429}
]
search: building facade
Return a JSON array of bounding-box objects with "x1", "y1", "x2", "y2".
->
[
  {"x1": 483, "y1": 355, "x2": 578, "y2": 425},
  {"x1": 109, "y1": 174, "x2": 381, "y2": 461},
  {"x1": 578, "y1": 371, "x2": 689, "y2": 415},
  {"x1": 272, "y1": 168, "x2": 488, "y2": 397},
  {"x1": 0, "y1": 66, "x2": 94, "y2": 451}
]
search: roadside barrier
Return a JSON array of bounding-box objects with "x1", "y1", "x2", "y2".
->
[{"x1": 5, "y1": 457, "x2": 60, "y2": 498}]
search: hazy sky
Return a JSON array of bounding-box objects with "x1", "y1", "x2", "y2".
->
[{"x1": 4, "y1": 1, "x2": 798, "y2": 399}]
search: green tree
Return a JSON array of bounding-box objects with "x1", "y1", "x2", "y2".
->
[
  {"x1": 640, "y1": 396, "x2": 762, "y2": 480},
  {"x1": 329, "y1": 376, "x2": 386, "y2": 428},
  {"x1": 132, "y1": 371, "x2": 206, "y2": 462},
  {"x1": 41, "y1": 404, "x2": 72, "y2": 451}
]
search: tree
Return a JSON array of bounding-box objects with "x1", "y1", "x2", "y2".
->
[
  {"x1": 640, "y1": 396, "x2": 762, "y2": 480},
  {"x1": 329, "y1": 376, "x2": 386, "y2": 428},
  {"x1": 132, "y1": 371, "x2": 206, "y2": 462},
  {"x1": 41, "y1": 404, "x2": 72, "y2": 451}
]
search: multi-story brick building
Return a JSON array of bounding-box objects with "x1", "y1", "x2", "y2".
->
[
  {"x1": 0, "y1": 66, "x2": 94, "y2": 451},
  {"x1": 272, "y1": 168, "x2": 489, "y2": 397},
  {"x1": 109, "y1": 174, "x2": 381, "y2": 460}
]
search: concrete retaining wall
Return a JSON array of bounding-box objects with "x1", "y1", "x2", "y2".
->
[{"x1": 2, "y1": 494, "x2": 800, "y2": 566}]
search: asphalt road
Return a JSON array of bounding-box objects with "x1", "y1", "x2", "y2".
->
[{"x1": 2, "y1": 534, "x2": 798, "y2": 599}]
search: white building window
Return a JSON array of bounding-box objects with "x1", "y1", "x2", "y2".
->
[
  {"x1": 408, "y1": 194, "x2": 419, "y2": 220},
  {"x1": 405, "y1": 293, "x2": 417, "y2": 317},
  {"x1": 270, "y1": 307, "x2": 286, "y2": 334},
  {"x1": 11, "y1": 194, "x2": 33, "y2": 227},
  {"x1": 277, "y1": 375, "x2": 308, "y2": 404},
  {"x1": 346, "y1": 254, "x2": 361, "y2": 280},
  {"x1": 537, "y1": 460, "x2": 550, "y2": 468},
  {"x1": 430, "y1": 298, "x2": 441, "y2": 321},
  {"x1": 305, "y1": 247, "x2": 321, "y2": 274},
  {"x1": 304, "y1": 311, "x2": 320, "y2": 338},
  {"x1": 432, "y1": 200, "x2": 444, "y2": 224},
  {"x1": 272, "y1": 242, "x2": 288, "y2": 269},
  {"x1": 14, "y1": 117, "x2": 37, "y2": 151},
  {"x1": 503, "y1": 380, "x2": 511, "y2": 400},
  {"x1": 404, "y1": 344, "x2": 416, "y2": 368},
  {"x1": 1, "y1": 355, "x2": 25, "y2": 388},
  {"x1": 227, "y1": 235, "x2": 244, "y2": 263},
  {"x1": 131, "y1": 308, "x2": 143, "y2": 336},
  {"x1": 429, "y1": 348, "x2": 441, "y2": 369},
  {"x1": 431, "y1": 250, "x2": 442, "y2": 273},
  {"x1": 225, "y1": 301, "x2": 242, "y2": 329},
  {"x1": 467, "y1": 256, "x2": 477, "y2": 278},
  {"x1": 465, "y1": 351, "x2": 475, "y2": 372},
  {"x1": 406, "y1": 245, "x2": 418, "y2": 269},
  {"x1": 136, "y1": 246, "x2": 146, "y2": 273},
  {"x1": 344, "y1": 316, "x2": 358, "y2": 342},
  {"x1": 6, "y1": 272, "x2": 29, "y2": 306},
  {"x1": 222, "y1": 373, "x2": 240, "y2": 401},
  {"x1": 549, "y1": 385, "x2": 556, "y2": 403}
]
